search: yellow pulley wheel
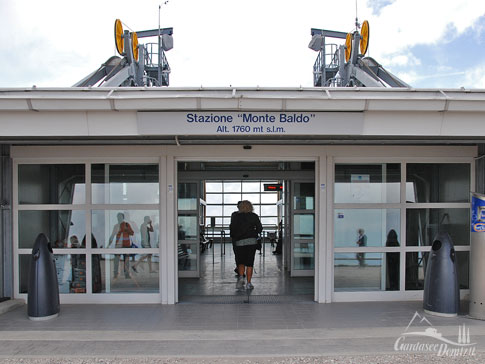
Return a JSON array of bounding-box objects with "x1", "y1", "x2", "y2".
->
[
  {"x1": 345, "y1": 32, "x2": 352, "y2": 62},
  {"x1": 132, "y1": 32, "x2": 139, "y2": 61},
  {"x1": 360, "y1": 20, "x2": 370, "y2": 55},
  {"x1": 114, "y1": 19, "x2": 124, "y2": 55}
]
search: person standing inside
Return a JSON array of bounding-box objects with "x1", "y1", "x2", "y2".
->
[
  {"x1": 132, "y1": 216, "x2": 155, "y2": 273},
  {"x1": 356, "y1": 228, "x2": 367, "y2": 267},
  {"x1": 230, "y1": 200, "x2": 263, "y2": 291},
  {"x1": 109, "y1": 212, "x2": 134, "y2": 279}
]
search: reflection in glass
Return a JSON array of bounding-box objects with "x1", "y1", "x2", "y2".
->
[
  {"x1": 293, "y1": 183, "x2": 314, "y2": 210},
  {"x1": 18, "y1": 164, "x2": 85, "y2": 204},
  {"x1": 19, "y1": 210, "x2": 86, "y2": 249},
  {"x1": 334, "y1": 209, "x2": 400, "y2": 247},
  {"x1": 20, "y1": 254, "x2": 89, "y2": 294},
  {"x1": 456, "y1": 251, "x2": 469, "y2": 289},
  {"x1": 178, "y1": 183, "x2": 198, "y2": 210},
  {"x1": 294, "y1": 214, "x2": 314, "y2": 239},
  {"x1": 178, "y1": 243, "x2": 197, "y2": 271},
  {"x1": 335, "y1": 164, "x2": 400, "y2": 204},
  {"x1": 406, "y1": 209, "x2": 469, "y2": 246},
  {"x1": 334, "y1": 253, "x2": 387, "y2": 291},
  {"x1": 91, "y1": 210, "x2": 159, "y2": 249},
  {"x1": 93, "y1": 254, "x2": 159, "y2": 293},
  {"x1": 92, "y1": 164, "x2": 159, "y2": 204},
  {"x1": 405, "y1": 252, "x2": 429, "y2": 290},
  {"x1": 293, "y1": 241, "x2": 314, "y2": 270},
  {"x1": 407, "y1": 249, "x2": 469, "y2": 291},
  {"x1": 178, "y1": 215, "x2": 198, "y2": 240},
  {"x1": 406, "y1": 163, "x2": 470, "y2": 203}
]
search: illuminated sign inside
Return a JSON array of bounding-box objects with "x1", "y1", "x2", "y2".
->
[{"x1": 264, "y1": 183, "x2": 283, "y2": 191}]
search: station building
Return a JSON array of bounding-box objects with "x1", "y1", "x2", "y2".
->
[{"x1": 0, "y1": 86, "x2": 482, "y2": 304}]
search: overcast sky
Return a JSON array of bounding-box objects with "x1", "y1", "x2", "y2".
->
[{"x1": 1, "y1": 0, "x2": 484, "y2": 89}]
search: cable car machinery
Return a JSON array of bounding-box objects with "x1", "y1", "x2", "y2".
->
[
  {"x1": 309, "y1": 19, "x2": 409, "y2": 88},
  {"x1": 74, "y1": 19, "x2": 174, "y2": 87}
]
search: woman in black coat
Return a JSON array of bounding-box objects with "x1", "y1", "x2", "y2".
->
[{"x1": 230, "y1": 200, "x2": 263, "y2": 290}]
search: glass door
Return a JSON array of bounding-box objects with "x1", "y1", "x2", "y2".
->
[
  {"x1": 290, "y1": 181, "x2": 315, "y2": 277},
  {"x1": 177, "y1": 182, "x2": 200, "y2": 278}
]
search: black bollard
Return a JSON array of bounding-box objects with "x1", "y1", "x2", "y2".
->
[
  {"x1": 28, "y1": 233, "x2": 60, "y2": 321},
  {"x1": 423, "y1": 232, "x2": 459, "y2": 317}
]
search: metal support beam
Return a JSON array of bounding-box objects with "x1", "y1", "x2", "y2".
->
[
  {"x1": 310, "y1": 28, "x2": 347, "y2": 39},
  {"x1": 476, "y1": 144, "x2": 485, "y2": 194},
  {"x1": 136, "y1": 28, "x2": 173, "y2": 38},
  {"x1": 0, "y1": 145, "x2": 12, "y2": 298}
]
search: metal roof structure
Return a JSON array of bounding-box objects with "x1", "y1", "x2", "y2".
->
[{"x1": 1, "y1": 87, "x2": 485, "y2": 145}]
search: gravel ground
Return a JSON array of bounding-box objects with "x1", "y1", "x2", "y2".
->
[{"x1": 0, "y1": 354, "x2": 484, "y2": 364}]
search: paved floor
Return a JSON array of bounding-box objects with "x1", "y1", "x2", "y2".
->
[
  {"x1": 0, "y1": 300, "x2": 484, "y2": 362},
  {"x1": 179, "y1": 242, "x2": 313, "y2": 297}
]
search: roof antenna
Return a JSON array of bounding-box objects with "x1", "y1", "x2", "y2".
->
[{"x1": 355, "y1": 0, "x2": 360, "y2": 31}]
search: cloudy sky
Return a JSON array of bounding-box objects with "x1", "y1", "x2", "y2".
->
[{"x1": 1, "y1": 0, "x2": 484, "y2": 89}]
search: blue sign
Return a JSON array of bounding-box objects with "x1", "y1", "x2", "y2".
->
[{"x1": 471, "y1": 192, "x2": 485, "y2": 232}]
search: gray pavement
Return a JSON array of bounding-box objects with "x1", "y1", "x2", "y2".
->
[{"x1": 0, "y1": 300, "x2": 484, "y2": 363}]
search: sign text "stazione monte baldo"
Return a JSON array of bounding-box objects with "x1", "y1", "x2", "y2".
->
[{"x1": 186, "y1": 112, "x2": 316, "y2": 134}]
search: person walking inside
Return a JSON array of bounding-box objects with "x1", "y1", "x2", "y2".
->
[
  {"x1": 132, "y1": 216, "x2": 155, "y2": 274},
  {"x1": 356, "y1": 228, "x2": 367, "y2": 267},
  {"x1": 230, "y1": 200, "x2": 263, "y2": 291}
]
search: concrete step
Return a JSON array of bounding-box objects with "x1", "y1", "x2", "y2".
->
[{"x1": 0, "y1": 299, "x2": 25, "y2": 315}]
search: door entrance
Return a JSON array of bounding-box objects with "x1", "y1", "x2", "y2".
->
[{"x1": 176, "y1": 161, "x2": 316, "y2": 302}]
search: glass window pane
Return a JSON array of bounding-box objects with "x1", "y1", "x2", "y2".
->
[
  {"x1": 335, "y1": 164, "x2": 400, "y2": 203},
  {"x1": 406, "y1": 208, "x2": 469, "y2": 246},
  {"x1": 406, "y1": 163, "x2": 470, "y2": 203},
  {"x1": 293, "y1": 241, "x2": 314, "y2": 270},
  {"x1": 18, "y1": 210, "x2": 86, "y2": 249},
  {"x1": 405, "y1": 252, "x2": 429, "y2": 290},
  {"x1": 261, "y1": 217, "x2": 278, "y2": 226},
  {"x1": 178, "y1": 215, "x2": 198, "y2": 240},
  {"x1": 242, "y1": 182, "x2": 260, "y2": 192},
  {"x1": 334, "y1": 253, "x2": 398, "y2": 291},
  {"x1": 224, "y1": 182, "x2": 241, "y2": 192},
  {"x1": 178, "y1": 243, "x2": 197, "y2": 271},
  {"x1": 18, "y1": 164, "x2": 85, "y2": 204},
  {"x1": 20, "y1": 254, "x2": 89, "y2": 294},
  {"x1": 224, "y1": 194, "x2": 241, "y2": 204},
  {"x1": 91, "y1": 210, "x2": 159, "y2": 249},
  {"x1": 205, "y1": 194, "x2": 222, "y2": 204},
  {"x1": 224, "y1": 205, "x2": 238, "y2": 216},
  {"x1": 294, "y1": 214, "x2": 314, "y2": 239},
  {"x1": 177, "y1": 183, "x2": 198, "y2": 211},
  {"x1": 261, "y1": 205, "x2": 277, "y2": 216},
  {"x1": 93, "y1": 254, "x2": 159, "y2": 293},
  {"x1": 261, "y1": 193, "x2": 278, "y2": 204},
  {"x1": 206, "y1": 205, "x2": 223, "y2": 216},
  {"x1": 406, "y1": 251, "x2": 469, "y2": 290},
  {"x1": 206, "y1": 182, "x2": 222, "y2": 192},
  {"x1": 334, "y1": 209, "x2": 400, "y2": 247},
  {"x1": 294, "y1": 183, "x2": 314, "y2": 210},
  {"x1": 92, "y1": 164, "x2": 159, "y2": 204},
  {"x1": 242, "y1": 194, "x2": 260, "y2": 204}
]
